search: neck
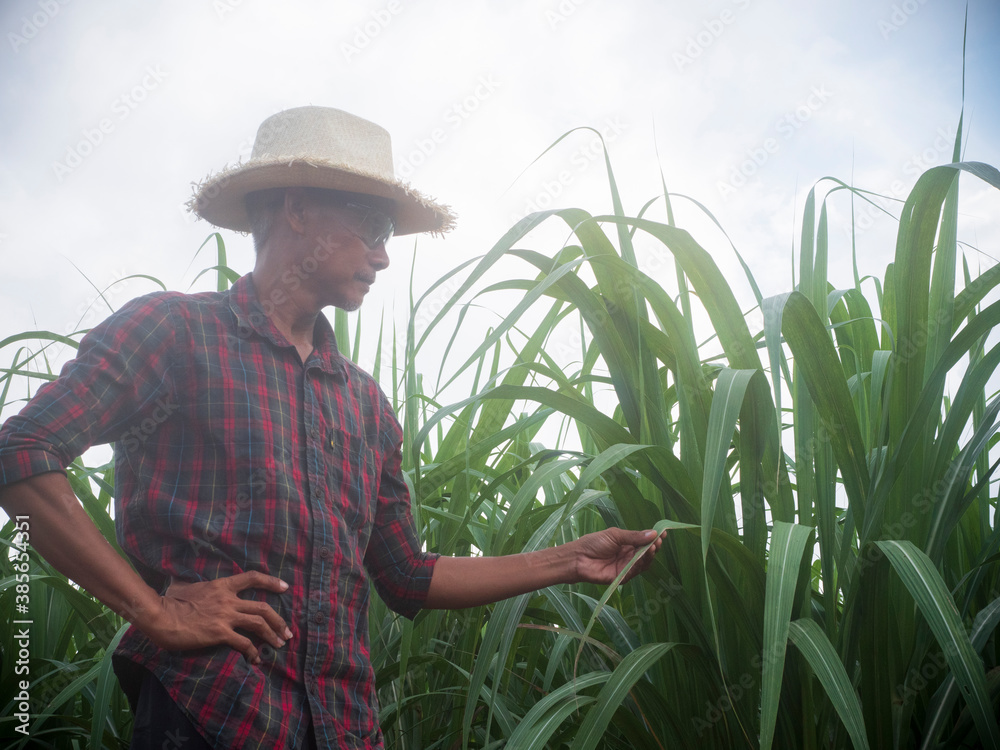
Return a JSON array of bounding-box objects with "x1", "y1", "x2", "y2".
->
[{"x1": 250, "y1": 261, "x2": 320, "y2": 355}]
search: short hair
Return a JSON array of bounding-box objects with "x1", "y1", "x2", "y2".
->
[
  {"x1": 245, "y1": 188, "x2": 288, "y2": 254},
  {"x1": 244, "y1": 188, "x2": 396, "y2": 254}
]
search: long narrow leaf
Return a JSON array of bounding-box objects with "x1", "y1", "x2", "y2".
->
[
  {"x1": 760, "y1": 522, "x2": 813, "y2": 750},
  {"x1": 788, "y1": 619, "x2": 871, "y2": 750},
  {"x1": 877, "y1": 540, "x2": 1000, "y2": 748}
]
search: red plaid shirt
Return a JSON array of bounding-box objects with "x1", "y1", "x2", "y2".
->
[{"x1": 0, "y1": 274, "x2": 438, "y2": 748}]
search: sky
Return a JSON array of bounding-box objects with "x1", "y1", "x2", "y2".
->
[{"x1": 1, "y1": 0, "x2": 999, "y2": 422}]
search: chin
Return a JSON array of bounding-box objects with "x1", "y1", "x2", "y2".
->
[{"x1": 333, "y1": 299, "x2": 363, "y2": 313}]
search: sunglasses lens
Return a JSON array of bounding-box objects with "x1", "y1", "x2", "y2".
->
[{"x1": 344, "y1": 202, "x2": 395, "y2": 248}]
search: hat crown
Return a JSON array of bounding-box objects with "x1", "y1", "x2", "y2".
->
[{"x1": 251, "y1": 106, "x2": 395, "y2": 179}]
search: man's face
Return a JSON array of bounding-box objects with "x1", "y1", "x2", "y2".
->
[{"x1": 294, "y1": 196, "x2": 394, "y2": 312}]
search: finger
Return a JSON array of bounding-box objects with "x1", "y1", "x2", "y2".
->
[
  {"x1": 623, "y1": 562, "x2": 646, "y2": 582},
  {"x1": 237, "y1": 600, "x2": 292, "y2": 643},
  {"x1": 226, "y1": 570, "x2": 290, "y2": 594},
  {"x1": 233, "y1": 612, "x2": 287, "y2": 650},
  {"x1": 610, "y1": 527, "x2": 660, "y2": 547},
  {"x1": 646, "y1": 530, "x2": 667, "y2": 554},
  {"x1": 628, "y1": 545, "x2": 660, "y2": 580},
  {"x1": 224, "y1": 632, "x2": 260, "y2": 665}
]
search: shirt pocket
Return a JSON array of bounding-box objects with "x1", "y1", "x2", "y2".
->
[{"x1": 327, "y1": 428, "x2": 379, "y2": 546}]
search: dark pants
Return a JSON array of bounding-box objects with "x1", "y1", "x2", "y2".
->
[
  {"x1": 126, "y1": 669, "x2": 318, "y2": 749},
  {"x1": 128, "y1": 670, "x2": 213, "y2": 750}
]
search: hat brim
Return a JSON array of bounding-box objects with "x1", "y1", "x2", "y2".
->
[{"x1": 188, "y1": 157, "x2": 456, "y2": 236}]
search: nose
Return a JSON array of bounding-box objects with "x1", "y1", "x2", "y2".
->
[{"x1": 369, "y1": 241, "x2": 390, "y2": 271}]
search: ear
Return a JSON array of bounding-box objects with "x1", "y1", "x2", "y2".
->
[{"x1": 282, "y1": 187, "x2": 310, "y2": 235}]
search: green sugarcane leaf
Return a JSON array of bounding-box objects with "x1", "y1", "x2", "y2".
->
[
  {"x1": 782, "y1": 291, "x2": 871, "y2": 521},
  {"x1": 760, "y1": 521, "x2": 813, "y2": 750},
  {"x1": 573, "y1": 519, "x2": 696, "y2": 677},
  {"x1": 505, "y1": 674, "x2": 606, "y2": 750},
  {"x1": 877, "y1": 540, "x2": 1000, "y2": 748},
  {"x1": 921, "y1": 594, "x2": 1000, "y2": 749},
  {"x1": 570, "y1": 642, "x2": 680, "y2": 750},
  {"x1": 788, "y1": 618, "x2": 871, "y2": 750},
  {"x1": 702, "y1": 369, "x2": 759, "y2": 562},
  {"x1": 88, "y1": 622, "x2": 130, "y2": 750}
]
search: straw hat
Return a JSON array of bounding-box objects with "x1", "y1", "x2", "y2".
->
[{"x1": 188, "y1": 106, "x2": 456, "y2": 236}]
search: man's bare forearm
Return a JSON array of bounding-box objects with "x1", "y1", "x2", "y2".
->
[
  {"x1": 0, "y1": 471, "x2": 163, "y2": 626},
  {"x1": 424, "y1": 545, "x2": 579, "y2": 610},
  {"x1": 424, "y1": 527, "x2": 666, "y2": 610}
]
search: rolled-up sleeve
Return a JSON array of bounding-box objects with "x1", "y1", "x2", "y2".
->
[
  {"x1": 0, "y1": 293, "x2": 176, "y2": 488},
  {"x1": 363, "y1": 411, "x2": 438, "y2": 619}
]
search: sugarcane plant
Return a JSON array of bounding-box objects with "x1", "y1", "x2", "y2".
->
[{"x1": 2, "y1": 112, "x2": 999, "y2": 750}]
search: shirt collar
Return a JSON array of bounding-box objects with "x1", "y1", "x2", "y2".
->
[{"x1": 227, "y1": 273, "x2": 347, "y2": 378}]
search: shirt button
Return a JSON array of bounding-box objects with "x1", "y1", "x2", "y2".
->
[
  {"x1": 319, "y1": 546, "x2": 331, "y2": 560},
  {"x1": 313, "y1": 612, "x2": 325, "y2": 625},
  {"x1": 309, "y1": 425, "x2": 320, "y2": 439}
]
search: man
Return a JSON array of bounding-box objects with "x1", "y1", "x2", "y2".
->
[{"x1": 0, "y1": 106, "x2": 665, "y2": 749}]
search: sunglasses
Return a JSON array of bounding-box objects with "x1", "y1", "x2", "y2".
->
[{"x1": 333, "y1": 200, "x2": 396, "y2": 249}]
